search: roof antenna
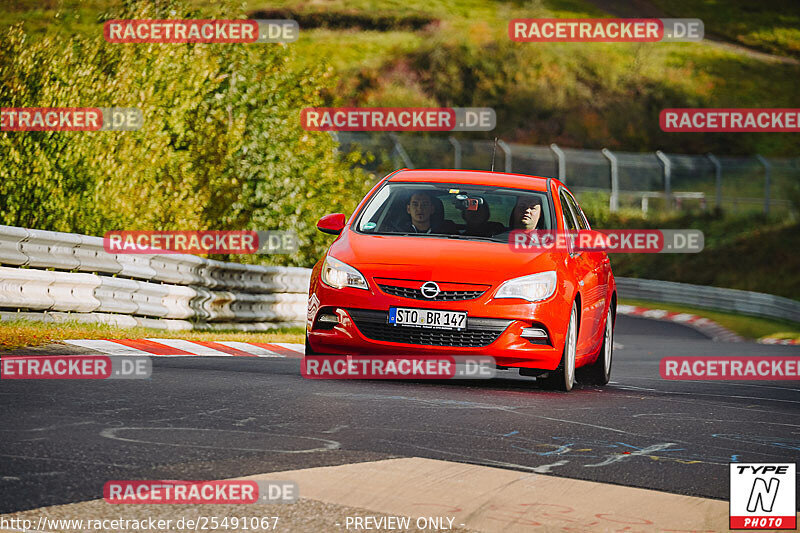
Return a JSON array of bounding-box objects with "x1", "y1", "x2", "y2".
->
[{"x1": 491, "y1": 137, "x2": 498, "y2": 172}]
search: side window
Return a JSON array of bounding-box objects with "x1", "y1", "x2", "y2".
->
[
  {"x1": 560, "y1": 191, "x2": 579, "y2": 231},
  {"x1": 563, "y1": 191, "x2": 589, "y2": 230}
]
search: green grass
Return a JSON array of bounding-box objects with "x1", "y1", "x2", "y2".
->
[
  {"x1": 3, "y1": 0, "x2": 800, "y2": 155},
  {"x1": 574, "y1": 201, "x2": 800, "y2": 300},
  {"x1": 649, "y1": 0, "x2": 800, "y2": 59},
  {"x1": 292, "y1": 29, "x2": 424, "y2": 72},
  {"x1": 620, "y1": 299, "x2": 800, "y2": 341},
  {"x1": 610, "y1": 218, "x2": 800, "y2": 300},
  {"x1": 0, "y1": 319, "x2": 305, "y2": 351}
]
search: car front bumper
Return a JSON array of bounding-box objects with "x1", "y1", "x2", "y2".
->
[{"x1": 307, "y1": 272, "x2": 571, "y2": 371}]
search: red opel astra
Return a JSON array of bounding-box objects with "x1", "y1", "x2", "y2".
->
[{"x1": 306, "y1": 169, "x2": 617, "y2": 391}]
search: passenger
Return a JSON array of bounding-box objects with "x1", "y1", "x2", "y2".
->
[
  {"x1": 461, "y1": 202, "x2": 505, "y2": 237},
  {"x1": 493, "y1": 195, "x2": 545, "y2": 241},
  {"x1": 510, "y1": 195, "x2": 544, "y2": 230}
]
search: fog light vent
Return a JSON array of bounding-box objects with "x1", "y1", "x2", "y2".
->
[
  {"x1": 318, "y1": 314, "x2": 339, "y2": 324},
  {"x1": 521, "y1": 327, "x2": 548, "y2": 339}
]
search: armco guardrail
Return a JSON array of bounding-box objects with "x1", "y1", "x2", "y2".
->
[
  {"x1": 0, "y1": 225, "x2": 311, "y2": 330},
  {"x1": 615, "y1": 277, "x2": 799, "y2": 324},
  {"x1": 1, "y1": 225, "x2": 797, "y2": 330}
]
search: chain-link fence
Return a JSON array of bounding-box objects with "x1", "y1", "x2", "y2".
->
[{"x1": 336, "y1": 132, "x2": 799, "y2": 217}]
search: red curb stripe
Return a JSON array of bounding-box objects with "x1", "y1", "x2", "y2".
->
[{"x1": 107, "y1": 338, "x2": 195, "y2": 356}]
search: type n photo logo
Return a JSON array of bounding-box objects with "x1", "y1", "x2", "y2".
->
[{"x1": 730, "y1": 463, "x2": 797, "y2": 530}]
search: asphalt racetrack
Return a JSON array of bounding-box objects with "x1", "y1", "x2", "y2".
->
[{"x1": 1, "y1": 315, "x2": 798, "y2": 517}]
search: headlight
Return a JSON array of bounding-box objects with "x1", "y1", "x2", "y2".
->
[
  {"x1": 494, "y1": 271, "x2": 557, "y2": 302},
  {"x1": 321, "y1": 256, "x2": 369, "y2": 290}
]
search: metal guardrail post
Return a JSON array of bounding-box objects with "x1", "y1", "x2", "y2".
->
[
  {"x1": 388, "y1": 133, "x2": 414, "y2": 169},
  {"x1": 601, "y1": 148, "x2": 619, "y2": 212},
  {"x1": 448, "y1": 136, "x2": 461, "y2": 169},
  {"x1": 706, "y1": 153, "x2": 722, "y2": 209},
  {"x1": 655, "y1": 150, "x2": 672, "y2": 211},
  {"x1": 550, "y1": 143, "x2": 566, "y2": 183},
  {"x1": 755, "y1": 154, "x2": 771, "y2": 215},
  {"x1": 496, "y1": 140, "x2": 512, "y2": 172}
]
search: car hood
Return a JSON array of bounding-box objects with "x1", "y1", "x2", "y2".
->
[{"x1": 328, "y1": 231, "x2": 561, "y2": 284}]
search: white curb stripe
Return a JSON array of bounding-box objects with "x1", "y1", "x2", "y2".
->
[
  {"x1": 275, "y1": 342, "x2": 305, "y2": 354},
  {"x1": 63, "y1": 339, "x2": 152, "y2": 356}
]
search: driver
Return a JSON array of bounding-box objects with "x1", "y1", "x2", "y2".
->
[
  {"x1": 510, "y1": 195, "x2": 544, "y2": 230},
  {"x1": 398, "y1": 191, "x2": 455, "y2": 234}
]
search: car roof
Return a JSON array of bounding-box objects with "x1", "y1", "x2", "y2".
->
[{"x1": 387, "y1": 169, "x2": 552, "y2": 192}]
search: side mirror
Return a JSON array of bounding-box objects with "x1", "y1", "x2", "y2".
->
[{"x1": 317, "y1": 213, "x2": 346, "y2": 235}]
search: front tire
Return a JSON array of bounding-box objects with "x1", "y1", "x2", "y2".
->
[
  {"x1": 540, "y1": 302, "x2": 578, "y2": 391},
  {"x1": 304, "y1": 332, "x2": 316, "y2": 356},
  {"x1": 578, "y1": 305, "x2": 614, "y2": 386}
]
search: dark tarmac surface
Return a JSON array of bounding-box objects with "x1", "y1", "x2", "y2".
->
[{"x1": 1, "y1": 316, "x2": 798, "y2": 513}]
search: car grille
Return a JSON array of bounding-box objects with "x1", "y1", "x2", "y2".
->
[
  {"x1": 378, "y1": 284, "x2": 486, "y2": 301},
  {"x1": 347, "y1": 308, "x2": 511, "y2": 348}
]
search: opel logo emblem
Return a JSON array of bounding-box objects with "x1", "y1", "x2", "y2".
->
[{"x1": 420, "y1": 281, "x2": 440, "y2": 299}]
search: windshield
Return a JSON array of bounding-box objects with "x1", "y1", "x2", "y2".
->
[{"x1": 355, "y1": 182, "x2": 552, "y2": 241}]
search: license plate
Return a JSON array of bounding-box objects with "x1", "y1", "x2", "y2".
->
[{"x1": 388, "y1": 307, "x2": 467, "y2": 330}]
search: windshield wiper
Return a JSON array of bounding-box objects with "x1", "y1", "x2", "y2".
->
[
  {"x1": 372, "y1": 232, "x2": 501, "y2": 242},
  {"x1": 444, "y1": 234, "x2": 502, "y2": 242},
  {"x1": 381, "y1": 232, "x2": 443, "y2": 237}
]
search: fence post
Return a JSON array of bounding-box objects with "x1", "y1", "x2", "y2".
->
[
  {"x1": 448, "y1": 136, "x2": 461, "y2": 169},
  {"x1": 550, "y1": 143, "x2": 566, "y2": 183},
  {"x1": 389, "y1": 133, "x2": 414, "y2": 169},
  {"x1": 602, "y1": 148, "x2": 619, "y2": 212},
  {"x1": 496, "y1": 140, "x2": 512, "y2": 172},
  {"x1": 755, "y1": 155, "x2": 771, "y2": 215},
  {"x1": 706, "y1": 153, "x2": 722, "y2": 209},
  {"x1": 655, "y1": 150, "x2": 672, "y2": 211}
]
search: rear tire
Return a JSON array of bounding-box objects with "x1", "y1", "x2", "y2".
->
[
  {"x1": 540, "y1": 302, "x2": 578, "y2": 392},
  {"x1": 577, "y1": 305, "x2": 614, "y2": 386}
]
